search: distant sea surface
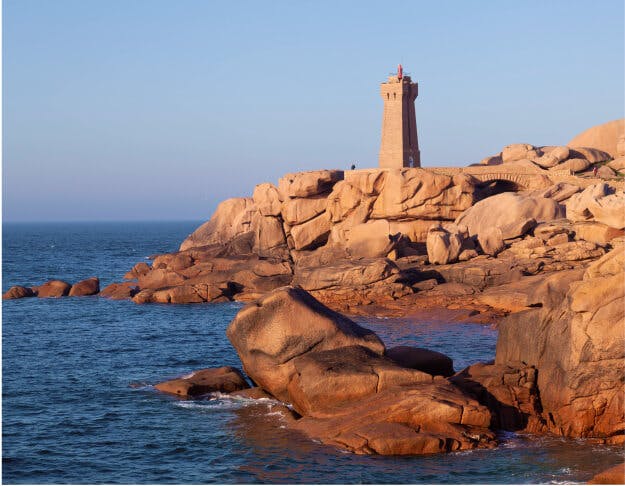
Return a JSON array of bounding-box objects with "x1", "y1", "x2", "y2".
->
[{"x1": 3, "y1": 222, "x2": 623, "y2": 484}]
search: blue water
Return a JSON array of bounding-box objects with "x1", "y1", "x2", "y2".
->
[{"x1": 3, "y1": 222, "x2": 623, "y2": 484}]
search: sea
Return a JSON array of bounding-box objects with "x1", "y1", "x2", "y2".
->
[{"x1": 2, "y1": 221, "x2": 623, "y2": 484}]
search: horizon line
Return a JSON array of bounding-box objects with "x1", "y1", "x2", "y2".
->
[{"x1": 2, "y1": 218, "x2": 206, "y2": 224}]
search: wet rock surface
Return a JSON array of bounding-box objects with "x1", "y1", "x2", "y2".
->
[{"x1": 154, "y1": 367, "x2": 249, "y2": 397}]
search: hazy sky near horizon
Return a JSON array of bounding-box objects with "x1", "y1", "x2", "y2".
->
[{"x1": 4, "y1": 0, "x2": 624, "y2": 222}]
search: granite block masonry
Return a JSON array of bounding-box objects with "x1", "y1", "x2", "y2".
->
[{"x1": 379, "y1": 64, "x2": 420, "y2": 169}]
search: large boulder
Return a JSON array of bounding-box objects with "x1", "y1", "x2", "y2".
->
[
  {"x1": 533, "y1": 146, "x2": 569, "y2": 169},
  {"x1": 288, "y1": 212, "x2": 331, "y2": 250},
  {"x1": 281, "y1": 197, "x2": 327, "y2": 226},
  {"x1": 572, "y1": 221, "x2": 624, "y2": 245},
  {"x1": 426, "y1": 223, "x2": 465, "y2": 264},
  {"x1": 292, "y1": 258, "x2": 399, "y2": 292},
  {"x1": 551, "y1": 158, "x2": 590, "y2": 173},
  {"x1": 251, "y1": 212, "x2": 287, "y2": 256},
  {"x1": 496, "y1": 247, "x2": 625, "y2": 440},
  {"x1": 501, "y1": 143, "x2": 540, "y2": 163},
  {"x1": 154, "y1": 367, "x2": 249, "y2": 397},
  {"x1": 180, "y1": 198, "x2": 256, "y2": 251},
  {"x1": 596, "y1": 165, "x2": 616, "y2": 179},
  {"x1": 278, "y1": 170, "x2": 343, "y2": 199},
  {"x1": 343, "y1": 169, "x2": 387, "y2": 196},
  {"x1": 226, "y1": 286, "x2": 385, "y2": 401},
  {"x1": 478, "y1": 226, "x2": 505, "y2": 256},
  {"x1": 569, "y1": 147, "x2": 613, "y2": 164},
  {"x1": 252, "y1": 183, "x2": 282, "y2": 217},
  {"x1": 69, "y1": 277, "x2": 100, "y2": 296},
  {"x1": 326, "y1": 180, "x2": 372, "y2": 224},
  {"x1": 607, "y1": 156, "x2": 625, "y2": 172},
  {"x1": 566, "y1": 183, "x2": 625, "y2": 229},
  {"x1": 532, "y1": 182, "x2": 581, "y2": 203},
  {"x1": 456, "y1": 192, "x2": 564, "y2": 242},
  {"x1": 567, "y1": 119, "x2": 625, "y2": 159},
  {"x1": 370, "y1": 170, "x2": 478, "y2": 221},
  {"x1": 33, "y1": 280, "x2": 72, "y2": 298},
  {"x1": 344, "y1": 220, "x2": 394, "y2": 258},
  {"x1": 99, "y1": 282, "x2": 139, "y2": 300},
  {"x1": 2, "y1": 285, "x2": 35, "y2": 300}
]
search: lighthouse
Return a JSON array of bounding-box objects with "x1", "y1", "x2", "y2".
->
[{"x1": 378, "y1": 64, "x2": 421, "y2": 168}]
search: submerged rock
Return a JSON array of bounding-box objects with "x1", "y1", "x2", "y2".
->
[{"x1": 154, "y1": 367, "x2": 249, "y2": 397}]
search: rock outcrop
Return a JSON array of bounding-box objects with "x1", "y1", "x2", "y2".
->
[
  {"x1": 478, "y1": 141, "x2": 614, "y2": 175},
  {"x1": 227, "y1": 286, "x2": 497, "y2": 455},
  {"x1": 450, "y1": 362, "x2": 544, "y2": 432},
  {"x1": 455, "y1": 192, "x2": 565, "y2": 248},
  {"x1": 567, "y1": 118, "x2": 625, "y2": 159},
  {"x1": 496, "y1": 247, "x2": 625, "y2": 442}
]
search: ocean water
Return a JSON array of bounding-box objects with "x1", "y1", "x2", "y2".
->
[{"x1": 2, "y1": 222, "x2": 623, "y2": 484}]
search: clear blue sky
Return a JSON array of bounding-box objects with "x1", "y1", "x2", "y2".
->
[{"x1": 3, "y1": 0, "x2": 624, "y2": 221}]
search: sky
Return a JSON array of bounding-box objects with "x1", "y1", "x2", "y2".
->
[{"x1": 3, "y1": 0, "x2": 624, "y2": 222}]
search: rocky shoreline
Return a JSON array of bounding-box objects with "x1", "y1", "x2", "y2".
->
[{"x1": 4, "y1": 137, "x2": 625, "y2": 475}]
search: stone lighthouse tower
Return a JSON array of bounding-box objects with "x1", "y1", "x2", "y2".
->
[{"x1": 378, "y1": 64, "x2": 421, "y2": 168}]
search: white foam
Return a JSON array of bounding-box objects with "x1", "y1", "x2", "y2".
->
[
  {"x1": 174, "y1": 400, "x2": 240, "y2": 411},
  {"x1": 173, "y1": 392, "x2": 290, "y2": 419}
]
